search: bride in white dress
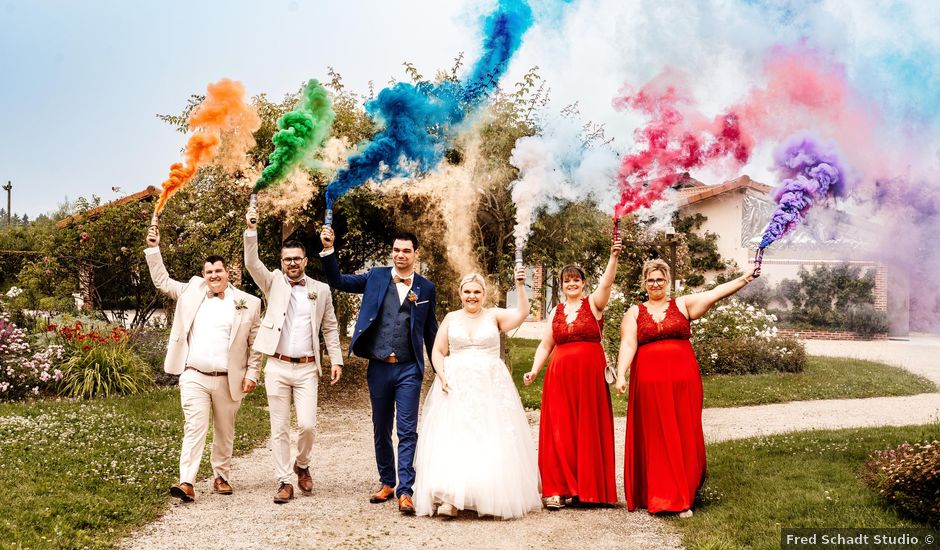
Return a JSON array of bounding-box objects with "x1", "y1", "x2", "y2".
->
[{"x1": 414, "y1": 267, "x2": 541, "y2": 519}]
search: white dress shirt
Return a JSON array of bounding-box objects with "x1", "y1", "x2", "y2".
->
[
  {"x1": 391, "y1": 269, "x2": 414, "y2": 305},
  {"x1": 186, "y1": 288, "x2": 235, "y2": 373},
  {"x1": 275, "y1": 277, "x2": 316, "y2": 358}
]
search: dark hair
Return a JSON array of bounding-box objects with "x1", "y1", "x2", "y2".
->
[
  {"x1": 281, "y1": 240, "x2": 307, "y2": 257},
  {"x1": 203, "y1": 255, "x2": 227, "y2": 269},
  {"x1": 560, "y1": 263, "x2": 586, "y2": 282},
  {"x1": 391, "y1": 231, "x2": 419, "y2": 250}
]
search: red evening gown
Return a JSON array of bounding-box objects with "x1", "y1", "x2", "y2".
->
[
  {"x1": 538, "y1": 298, "x2": 617, "y2": 503},
  {"x1": 624, "y1": 299, "x2": 706, "y2": 513}
]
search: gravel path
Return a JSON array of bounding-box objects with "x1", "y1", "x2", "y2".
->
[{"x1": 124, "y1": 338, "x2": 939, "y2": 549}]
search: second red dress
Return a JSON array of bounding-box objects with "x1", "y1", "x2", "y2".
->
[
  {"x1": 538, "y1": 298, "x2": 617, "y2": 504},
  {"x1": 624, "y1": 299, "x2": 706, "y2": 513}
]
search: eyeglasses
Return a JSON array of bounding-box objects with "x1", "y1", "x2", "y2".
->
[
  {"x1": 644, "y1": 278, "x2": 667, "y2": 287},
  {"x1": 281, "y1": 257, "x2": 305, "y2": 265}
]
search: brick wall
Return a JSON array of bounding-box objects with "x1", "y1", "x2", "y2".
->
[
  {"x1": 777, "y1": 328, "x2": 888, "y2": 341},
  {"x1": 874, "y1": 264, "x2": 888, "y2": 312}
]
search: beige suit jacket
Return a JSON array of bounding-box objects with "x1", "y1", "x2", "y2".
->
[
  {"x1": 146, "y1": 247, "x2": 262, "y2": 401},
  {"x1": 244, "y1": 231, "x2": 343, "y2": 376}
]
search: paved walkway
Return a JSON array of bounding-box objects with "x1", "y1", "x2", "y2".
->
[{"x1": 124, "y1": 338, "x2": 938, "y2": 549}]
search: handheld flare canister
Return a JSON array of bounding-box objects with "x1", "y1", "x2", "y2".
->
[
  {"x1": 248, "y1": 194, "x2": 257, "y2": 225},
  {"x1": 147, "y1": 212, "x2": 160, "y2": 245},
  {"x1": 324, "y1": 208, "x2": 333, "y2": 228},
  {"x1": 753, "y1": 247, "x2": 765, "y2": 277}
]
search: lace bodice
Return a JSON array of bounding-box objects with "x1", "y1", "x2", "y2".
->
[
  {"x1": 551, "y1": 297, "x2": 602, "y2": 345},
  {"x1": 448, "y1": 310, "x2": 501, "y2": 356},
  {"x1": 636, "y1": 299, "x2": 691, "y2": 346}
]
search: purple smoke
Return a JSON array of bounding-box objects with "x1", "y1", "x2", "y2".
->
[{"x1": 759, "y1": 133, "x2": 850, "y2": 248}]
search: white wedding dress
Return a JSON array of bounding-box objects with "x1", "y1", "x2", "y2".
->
[{"x1": 414, "y1": 309, "x2": 541, "y2": 519}]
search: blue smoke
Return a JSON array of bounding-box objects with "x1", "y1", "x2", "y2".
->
[{"x1": 325, "y1": 0, "x2": 534, "y2": 208}]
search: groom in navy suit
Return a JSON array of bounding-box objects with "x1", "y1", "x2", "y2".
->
[{"x1": 319, "y1": 227, "x2": 438, "y2": 515}]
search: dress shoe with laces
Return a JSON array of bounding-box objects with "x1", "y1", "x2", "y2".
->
[
  {"x1": 274, "y1": 482, "x2": 294, "y2": 504},
  {"x1": 170, "y1": 482, "x2": 195, "y2": 502},
  {"x1": 293, "y1": 461, "x2": 313, "y2": 495},
  {"x1": 213, "y1": 476, "x2": 233, "y2": 495},
  {"x1": 398, "y1": 494, "x2": 416, "y2": 515},
  {"x1": 369, "y1": 484, "x2": 395, "y2": 503}
]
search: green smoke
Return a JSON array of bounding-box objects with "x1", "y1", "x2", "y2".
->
[{"x1": 253, "y1": 79, "x2": 335, "y2": 192}]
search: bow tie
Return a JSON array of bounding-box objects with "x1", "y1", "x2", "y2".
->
[
  {"x1": 393, "y1": 275, "x2": 412, "y2": 286},
  {"x1": 208, "y1": 290, "x2": 225, "y2": 299},
  {"x1": 289, "y1": 279, "x2": 306, "y2": 287}
]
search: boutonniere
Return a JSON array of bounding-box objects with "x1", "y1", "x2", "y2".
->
[
  {"x1": 407, "y1": 290, "x2": 418, "y2": 303},
  {"x1": 307, "y1": 291, "x2": 318, "y2": 301},
  {"x1": 235, "y1": 299, "x2": 248, "y2": 310}
]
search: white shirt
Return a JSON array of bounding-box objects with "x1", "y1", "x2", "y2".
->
[
  {"x1": 391, "y1": 269, "x2": 414, "y2": 305},
  {"x1": 275, "y1": 277, "x2": 316, "y2": 358},
  {"x1": 186, "y1": 287, "x2": 236, "y2": 373}
]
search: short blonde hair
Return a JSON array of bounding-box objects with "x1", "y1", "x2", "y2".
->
[
  {"x1": 459, "y1": 273, "x2": 487, "y2": 293},
  {"x1": 641, "y1": 259, "x2": 671, "y2": 283}
]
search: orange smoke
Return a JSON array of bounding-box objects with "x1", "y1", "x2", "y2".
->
[{"x1": 154, "y1": 79, "x2": 259, "y2": 214}]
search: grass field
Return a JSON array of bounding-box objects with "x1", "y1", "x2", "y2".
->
[
  {"x1": 506, "y1": 338, "x2": 936, "y2": 413},
  {"x1": 0, "y1": 388, "x2": 271, "y2": 549}
]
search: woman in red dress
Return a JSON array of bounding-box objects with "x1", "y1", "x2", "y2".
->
[
  {"x1": 523, "y1": 237, "x2": 622, "y2": 510},
  {"x1": 615, "y1": 258, "x2": 759, "y2": 517}
]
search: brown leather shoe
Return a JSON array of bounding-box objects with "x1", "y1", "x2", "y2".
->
[
  {"x1": 293, "y1": 461, "x2": 313, "y2": 495},
  {"x1": 170, "y1": 482, "x2": 195, "y2": 502},
  {"x1": 274, "y1": 482, "x2": 294, "y2": 504},
  {"x1": 398, "y1": 494, "x2": 415, "y2": 515},
  {"x1": 213, "y1": 476, "x2": 233, "y2": 495},
  {"x1": 369, "y1": 484, "x2": 395, "y2": 503}
]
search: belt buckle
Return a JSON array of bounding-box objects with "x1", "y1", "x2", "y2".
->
[{"x1": 290, "y1": 356, "x2": 301, "y2": 364}]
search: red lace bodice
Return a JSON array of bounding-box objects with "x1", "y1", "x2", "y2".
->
[
  {"x1": 636, "y1": 299, "x2": 691, "y2": 346},
  {"x1": 551, "y1": 298, "x2": 602, "y2": 345}
]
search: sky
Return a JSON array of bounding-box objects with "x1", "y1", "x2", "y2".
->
[
  {"x1": 2, "y1": 0, "x2": 939, "y2": 219},
  {"x1": 0, "y1": 0, "x2": 476, "y2": 217}
]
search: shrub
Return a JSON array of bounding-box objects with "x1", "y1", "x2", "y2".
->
[
  {"x1": 128, "y1": 326, "x2": 174, "y2": 386},
  {"x1": 845, "y1": 305, "x2": 890, "y2": 337},
  {"x1": 861, "y1": 440, "x2": 940, "y2": 527},
  {"x1": 0, "y1": 314, "x2": 65, "y2": 399},
  {"x1": 691, "y1": 299, "x2": 807, "y2": 375},
  {"x1": 58, "y1": 342, "x2": 153, "y2": 399}
]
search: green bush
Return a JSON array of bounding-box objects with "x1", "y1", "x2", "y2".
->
[
  {"x1": 58, "y1": 342, "x2": 153, "y2": 399},
  {"x1": 845, "y1": 305, "x2": 890, "y2": 337},
  {"x1": 128, "y1": 326, "x2": 173, "y2": 385},
  {"x1": 861, "y1": 440, "x2": 940, "y2": 527},
  {"x1": 694, "y1": 336, "x2": 805, "y2": 375},
  {"x1": 691, "y1": 299, "x2": 806, "y2": 375}
]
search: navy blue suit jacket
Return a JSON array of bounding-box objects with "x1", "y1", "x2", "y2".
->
[{"x1": 320, "y1": 251, "x2": 438, "y2": 373}]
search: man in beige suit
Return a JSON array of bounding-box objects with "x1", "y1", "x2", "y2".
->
[
  {"x1": 244, "y1": 205, "x2": 343, "y2": 504},
  {"x1": 145, "y1": 224, "x2": 262, "y2": 503}
]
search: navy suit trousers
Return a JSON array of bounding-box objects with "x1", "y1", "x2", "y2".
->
[{"x1": 367, "y1": 358, "x2": 422, "y2": 496}]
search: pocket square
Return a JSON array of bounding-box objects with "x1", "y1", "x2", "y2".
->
[{"x1": 415, "y1": 300, "x2": 429, "y2": 305}]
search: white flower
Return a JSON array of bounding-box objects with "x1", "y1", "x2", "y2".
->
[{"x1": 5, "y1": 286, "x2": 22, "y2": 298}]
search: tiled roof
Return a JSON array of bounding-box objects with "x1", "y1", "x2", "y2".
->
[
  {"x1": 674, "y1": 175, "x2": 772, "y2": 207},
  {"x1": 57, "y1": 186, "x2": 160, "y2": 227}
]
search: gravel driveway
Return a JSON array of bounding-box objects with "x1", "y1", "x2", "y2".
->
[{"x1": 124, "y1": 338, "x2": 939, "y2": 549}]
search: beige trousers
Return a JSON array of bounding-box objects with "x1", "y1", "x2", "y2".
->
[
  {"x1": 178, "y1": 368, "x2": 241, "y2": 485},
  {"x1": 265, "y1": 358, "x2": 320, "y2": 484}
]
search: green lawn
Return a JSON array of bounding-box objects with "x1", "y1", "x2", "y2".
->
[
  {"x1": 0, "y1": 388, "x2": 271, "y2": 549},
  {"x1": 507, "y1": 338, "x2": 936, "y2": 413},
  {"x1": 674, "y1": 424, "x2": 939, "y2": 549}
]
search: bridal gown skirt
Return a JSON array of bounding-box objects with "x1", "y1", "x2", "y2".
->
[{"x1": 414, "y1": 350, "x2": 542, "y2": 519}]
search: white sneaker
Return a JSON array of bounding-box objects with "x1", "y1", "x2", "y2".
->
[
  {"x1": 437, "y1": 503, "x2": 458, "y2": 518},
  {"x1": 678, "y1": 509, "x2": 694, "y2": 518}
]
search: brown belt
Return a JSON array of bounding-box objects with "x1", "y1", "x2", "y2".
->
[
  {"x1": 271, "y1": 352, "x2": 317, "y2": 364},
  {"x1": 372, "y1": 355, "x2": 399, "y2": 364},
  {"x1": 185, "y1": 366, "x2": 227, "y2": 377}
]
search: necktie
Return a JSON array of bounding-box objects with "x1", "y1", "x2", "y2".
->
[
  {"x1": 289, "y1": 279, "x2": 306, "y2": 287},
  {"x1": 393, "y1": 275, "x2": 412, "y2": 286}
]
